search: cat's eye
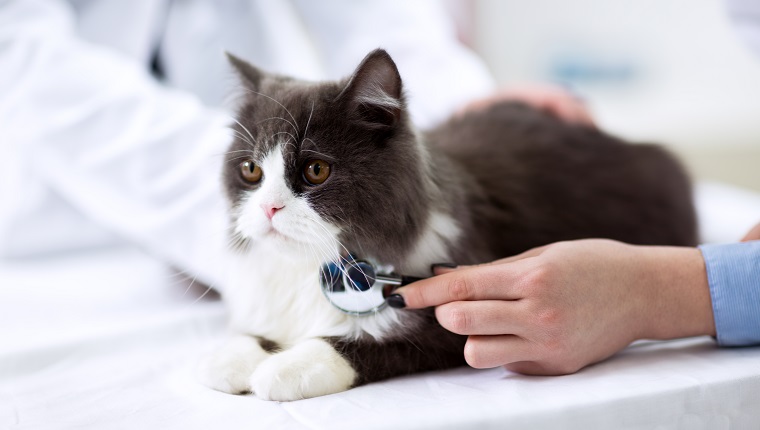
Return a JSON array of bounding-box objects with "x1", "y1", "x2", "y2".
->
[
  {"x1": 303, "y1": 160, "x2": 331, "y2": 185},
  {"x1": 239, "y1": 160, "x2": 263, "y2": 184}
]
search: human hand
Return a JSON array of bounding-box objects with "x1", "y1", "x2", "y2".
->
[
  {"x1": 392, "y1": 240, "x2": 715, "y2": 375},
  {"x1": 741, "y1": 221, "x2": 760, "y2": 241},
  {"x1": 459, "y1": 84, "x2": 595, "y2": 127}
]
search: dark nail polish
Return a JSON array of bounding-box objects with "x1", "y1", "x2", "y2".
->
[
  {"x1": 431, "y1": 263, "x2": 458, "y2": 273},
  {"x1": 386, "y1": 294, "x2": 406, "y2": 309}
]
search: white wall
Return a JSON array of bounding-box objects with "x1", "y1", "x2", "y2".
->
[{"x1": 470, "y1": 0, "x2": 760, "y2": 190}]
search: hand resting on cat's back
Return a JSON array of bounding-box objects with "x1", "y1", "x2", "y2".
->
[{"x1": 197, "y1": 49, "x2": 697, "y2": 401}]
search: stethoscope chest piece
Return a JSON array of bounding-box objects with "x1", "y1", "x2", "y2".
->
[{"x1": 319, "y1": 256, "x2": 419, "y2": 316}]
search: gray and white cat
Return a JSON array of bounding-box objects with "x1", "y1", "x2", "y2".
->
[{"x1": 197, "y1": 49, "x2": 697, "y2": 401}]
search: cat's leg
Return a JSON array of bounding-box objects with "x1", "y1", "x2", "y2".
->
[
  {"x1": 197, "y1": 334, "x2": 277, "y2": 394},
  {"x1": 249, "y1": 338, "x2": 357, "y2": 401},
  {"x1": 249, "y1": 325, "x2": 467, "y2": 401},
  {"x1": 326, "y1": 328, "x2": 468, "y2": 387}
]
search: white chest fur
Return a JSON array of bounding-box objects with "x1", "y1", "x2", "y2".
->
[{"x1": 223, "y1": 243, "x2": 409, "y2": 345}]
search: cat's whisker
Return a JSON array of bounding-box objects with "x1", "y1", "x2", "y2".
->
[
  {"x1": 228, "y1": 133, "x2": 255, "y2": 148},
  {"x1": 302, "y1": 227, "x2": 358, "y2": 295},
  {"x1": 179, "y1": 273, "x2": 201, "y2": 299},
  {"x1": 227, "y1": 128, "x2": 257, "y2": 148},
  {"x1": 300, "y1": 149, "x2": 332, "y2": 160},
  {"x1": 302, "y1": 137, "x2": 323, "y2": 151},
  {"x1": 151, "y1": 264, "x2": 221, "y2": 307},
  {"x1": 327, "y1": 208, "x2": 356, "y2": 235},
  {"x1": 188, "y1": 282, "x2": 217, "y2": 306},
  {"x1": 333, "y1": 208, "x2": 368, "y2": 238},
  {"x1": 239, "y1": 88, "x2": 299, "y2": 134},
  {"x1": 225, "y1": 155, "x2": 255, "y2": 164},
  {"x1": 309, "y1": 217, "x2": 358, "y2": 262},
  {"x1": 305, "y1": 224, "x2": 376, "y2": 300},
  {"x1": 227, "y1": 228, "x2": 251, "y2": 252},
  {"x1": 214, "y1": 149, "x2": 254, "y2": 158},
  {"x1": 253, "y1": 116, "x2": 296, "y2": 132},
  {"x1": 226, "y1": 134, "x2": 255, "y2": 152},
  {"x1": 302, "y1": 224, "x2": 337, "y2": 264},
  {"x1": 229, "y1": 118, "x2": 259, "y2": 147},
  {"x1": 271, "y1": 131, "x2": 298, "y2": 148},
  {"x1": 303, "y1": 99, "x2": 315, "y2": 141}
]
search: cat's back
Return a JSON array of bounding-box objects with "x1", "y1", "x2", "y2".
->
[{"x1": 424, "y1": 102, "x2": 698, "y2": 261}]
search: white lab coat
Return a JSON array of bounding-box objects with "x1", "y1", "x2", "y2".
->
[{"x1": 0, "y1": 0, "x2": 494, "y2": 288}]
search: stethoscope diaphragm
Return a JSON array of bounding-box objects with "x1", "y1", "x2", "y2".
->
[{"x1": 319, "y1": 256, "x2": 420, "y2": 315}]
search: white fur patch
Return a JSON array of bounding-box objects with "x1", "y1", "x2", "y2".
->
[
  {"x1": 196, "y1": 335, "x2": 271, "y2": 394},
  {"x1": 404, "y1": 211, "x2": 462, "y2": 276},
  {"x1": 249, "y1": 338, "x2": 356, "y2": 401}
]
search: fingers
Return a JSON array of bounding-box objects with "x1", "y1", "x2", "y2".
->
[
  {"x1": 435, "y1": 300, "x2": 526, "y2": 336},
  {"x1": 464, "y1": 335, "x2": 535, "y2": 369},
  {"x1": 546, "y1": 99, "x2": 596, "y2": 128},
  {"x1": 396, "y1": 263, "x2": 527, "y2": 309},
  {"x1": 741, "y1": 222, "x2": 760, "y2": 242},
  {"x1": 457, "y1": 84, "x2": 596, "y2": 128}
]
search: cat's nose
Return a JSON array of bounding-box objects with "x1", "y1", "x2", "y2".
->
[{"x1": 261, "y1": 203, "x2": 284, "y2": 220}]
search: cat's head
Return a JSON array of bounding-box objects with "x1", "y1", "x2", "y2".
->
[{"x1": 223, "y1": 49, "x2": 431, "y2": 267}]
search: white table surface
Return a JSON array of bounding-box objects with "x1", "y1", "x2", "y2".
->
[{"x1": 2, "y1": 181, "x2": 760, "y2": 430}]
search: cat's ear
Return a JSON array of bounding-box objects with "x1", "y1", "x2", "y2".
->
[
  {"x1": 226, "y1": 52, "x2": 264, "y2": 90},
  {"x1": 340, "y1": 49, "x2": 404, "y2": 129}
]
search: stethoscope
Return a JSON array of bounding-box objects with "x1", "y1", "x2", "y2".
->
[{"x1": 319, "y1": 255, "x2": 422, "y2": 316}]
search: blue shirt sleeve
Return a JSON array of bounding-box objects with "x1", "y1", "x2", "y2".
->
[{"x1": 698, "y1": 241, "x2": 760, "y2": 346}]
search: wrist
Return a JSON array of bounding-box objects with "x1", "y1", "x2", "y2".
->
[{"x1": 636, "y1": 246, "x2": 716, "y2": 341}]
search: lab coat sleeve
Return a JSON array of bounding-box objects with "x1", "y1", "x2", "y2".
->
[
  {"x1": 291, "y1": 0, "x2": 496, "y2": 129},
  {"x1": 0, "y1": 0, "x2": 232, "y2": 288}
]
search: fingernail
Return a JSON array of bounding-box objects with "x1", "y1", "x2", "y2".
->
[
  {"x1": 431, "y1": 263, "x2": 458, "y2": 274},
  {"x1": 386, "y1": 294, "x2": 406, "y2": 309}
]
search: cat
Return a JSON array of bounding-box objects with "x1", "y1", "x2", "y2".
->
[{"x1": 197, "y1": 49, "x2": 697, "y2": 401}]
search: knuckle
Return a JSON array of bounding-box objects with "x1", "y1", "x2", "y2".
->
[
  {"x1": 535, "y1": 307, "x2": 562, "y2": 328},
  {"x1": 447, "y1": 275, "x2": 473, "y2": 302},
  {"x1": 523, "y1": 264, "x2": 551, "y2": 293},
  {"x1": 444, "y1": 305, "x2": 471, "y2": 334}
]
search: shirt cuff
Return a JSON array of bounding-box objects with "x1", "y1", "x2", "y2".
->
[{"x1": 699, "y1": 241, "x2": 760, "y2": 346}]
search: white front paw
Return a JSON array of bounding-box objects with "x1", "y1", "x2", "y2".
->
[
  {"x1": 250, "y1": 339, "x2": 356, "y2": 401},
  {"x1": 197, "y1": 335, "x2": 270, "y2": 394}
]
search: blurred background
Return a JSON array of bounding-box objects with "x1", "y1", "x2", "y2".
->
[{"x1": 452, "y1": 0, "x2": 760, "y2": 191}]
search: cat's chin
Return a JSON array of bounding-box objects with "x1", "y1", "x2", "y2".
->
[
  {"x1": 263, "y1": 226, "x2": 296, "y2": 244},
  {"x1": 252, "y1": 232, "x2": 329, "y2": 263}
]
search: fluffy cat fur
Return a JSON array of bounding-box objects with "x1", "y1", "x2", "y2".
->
[{"x1": 198, "y1": 49, "x2": 697, "y2": 400}]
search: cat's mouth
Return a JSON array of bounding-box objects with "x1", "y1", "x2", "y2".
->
[{"x1": 264, "y1": 225, "x2": 296, "y2": 243}]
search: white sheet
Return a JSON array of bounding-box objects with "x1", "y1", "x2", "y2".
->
[{"x1": 2, "y1": 181, "x2": 760, "y2": 430}]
